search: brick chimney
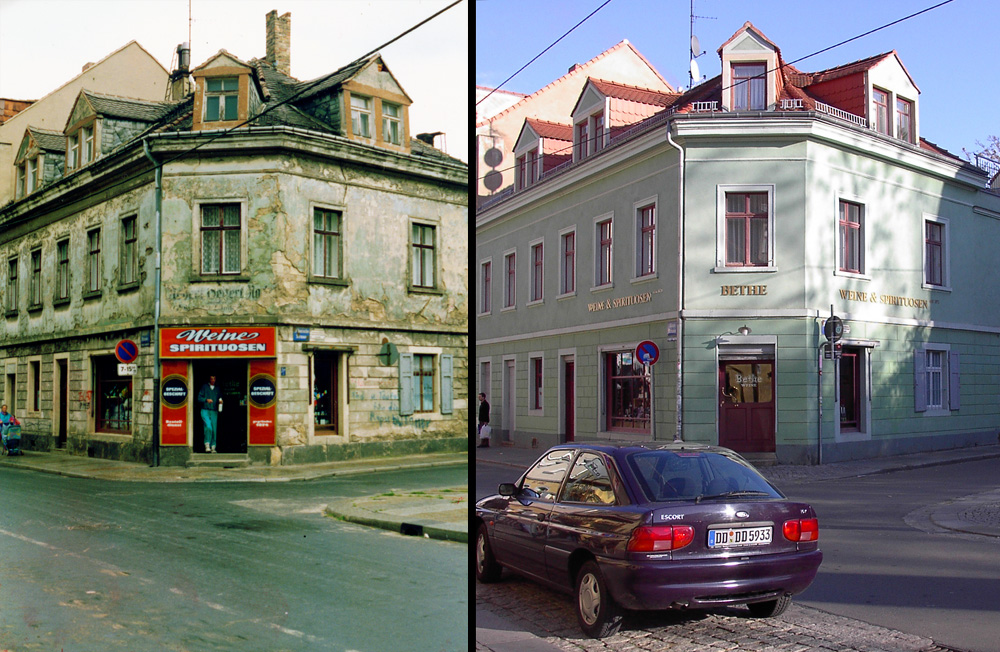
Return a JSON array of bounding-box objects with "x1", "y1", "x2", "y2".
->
[{"x1": 266, "y1": 10, "x2": 291, "y2": 76}]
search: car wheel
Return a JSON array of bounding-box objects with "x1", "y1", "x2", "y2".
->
[
  {"x1": 575, "y1": 560, "x2": 623, "y2": 638},
  {"x1": 475, "y1": 524, "x2": 503, "y2": 583},
  {"x1": 747, "y1": 594, "x2": 792, "y2": 618}
]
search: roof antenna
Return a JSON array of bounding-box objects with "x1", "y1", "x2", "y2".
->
[{"x1": 689, "y1": 0, "x2": 715, "y2": 89}]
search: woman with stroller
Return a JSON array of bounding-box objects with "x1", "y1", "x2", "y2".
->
[{"x1": 1, "y1": 404, "x2": 14, "y2": 452}]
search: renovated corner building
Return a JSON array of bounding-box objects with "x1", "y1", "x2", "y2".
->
[
  {"x1": 476, "y1": 22, "x2": 1000, "y2": 464},
  {"x1": 1, "y1": 11, "x2": 468, "y2": 466}
]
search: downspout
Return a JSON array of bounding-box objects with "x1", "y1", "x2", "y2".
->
[
  {"x1": 666, "y1": 126, "x2": 684, "y2": 442},
  {"x1": 143, "y1": 138, "x2": 162, "y2": 467}
]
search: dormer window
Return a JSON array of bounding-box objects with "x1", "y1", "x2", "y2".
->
[
  {"x1": 351, "y1": 95, "x2": 372, "y2": 137},
  {"x1": 516, "y1": 150, "x2": 539, "y2": 190},
  {"x1": 382, "y1": 101, "x2": 402, "y2": 145},
  {"x1": 69, "y1": 133, "x2": 80, "y2": 169},
  {"x1": 896, "y1": 97, "x2": 914, "y2": 143},
  {"x1": 593, "y1": 113, "x2": 604, "y2": 153},
  {"x1": 732, "y1": 63, "x2": 766, "y2": 111},
  {"x1": 872, "y1": 88, "x2": 890, "y2": 135},
  {"x1": 205, "y1": 77, "x2": 239, "y2": 122},
  {"x1": 81, "y1": 126, "x2": 94, "y2": 164},
  {"x1": 27, "y1": 158, "x2": 37, "y2": 193},
  {"x1": 576, "y1": 121, "x2": 588, "y2": 160}
]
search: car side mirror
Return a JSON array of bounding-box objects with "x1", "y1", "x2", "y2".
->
[{"x1": 498, "y1": 482, "x2": 518, "y2": 497}]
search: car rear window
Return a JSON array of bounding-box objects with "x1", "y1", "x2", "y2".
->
[{"x1": 625, "y1": 449, "x2": 782, "y2": 503}]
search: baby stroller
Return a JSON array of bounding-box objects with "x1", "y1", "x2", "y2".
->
[{"x1": 2, "y1": 420, "x2": 22, "y2": 456}]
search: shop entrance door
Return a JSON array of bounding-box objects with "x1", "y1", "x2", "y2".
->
[
  {"x1": 718, "y1": 360, "x2": 775, "y2": 453},
  {"x1": 194, "y1": 360, "x2": 247, "y2": 454}
]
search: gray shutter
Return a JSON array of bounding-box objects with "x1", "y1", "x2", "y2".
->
[
  {"x1": 913, "y1": 349, "x2": 927, "y2": 413},
  {"x1": 949, "y1": 351, "x2": 960, "y2": 410},
  {"x1": 399, "y1": 353, "x2": 414, "y2": 416},
  {"x1": 440, "y1": 354, "x2": 453, "y2": 414}
]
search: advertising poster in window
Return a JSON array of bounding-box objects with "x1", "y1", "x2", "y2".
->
[
  {"x1": 248, "y1": 359, "x2": 277, "y2": 445},
  {"x1": 160, "y1": 360, "x2": 189, "y2": 445}
]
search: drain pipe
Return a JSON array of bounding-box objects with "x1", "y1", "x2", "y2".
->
[
  {"x1": 666, "y1": 126, "x2": 684, "y2": 442},
  {"x1": 143, "y1": 138, "x2": 162, "y2": 467}
]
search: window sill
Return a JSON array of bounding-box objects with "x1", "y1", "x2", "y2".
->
[
  {"x1": 82, "y1": 290, "x2": 103, "y2": 301},
  {"x1": 117, "y1": 281, "x2": 141, "y2": 294},
  {"x1": 834, "y1": 270, "x2": 871, "y2": 282},
  {"x1": 590, "y1": 283, "x2": 614, "y2": 293},
  {"x1": 193, "y1": 275, "x2": 249, "y2": 283},
  {"x1": 631, "y1": 273, "x2": 658, "y2": 284},
  {"x1": 309, "y1": 276, "x2": 351, "y2": 288},
  {"x1": 501, "y1": 305, "x2": 516, "y2": 313},
  {"x1": 408, "y1": 285, "x2": 444, "y2": 296},
  {"x1": 526, "y1": 299, "x2": 544, "y2": 308},
  {"x1": 713, "y1": 266, "x2": 777, "y2": 273},
  {"x1": 922, "y1": 283, "x2": 951, "y2": 292},
  {"x1": 478, "y1": 310, "x2": 492, "y2": 318},
  {"x1": 922, "y1": 408, "x2": 951, "y2": 417},
  {"x1": 52, "y1": 297, "x2": 71, "y2": 308},
  {"x1": 557, "y1": 291, "x2": 577, "y2": 300},
  {"x1": 4, "y1": 309, "x2": 18, "y2": 320},
  {"x1": 27, "y1": 303, "x2": 43, "y2": 314}
]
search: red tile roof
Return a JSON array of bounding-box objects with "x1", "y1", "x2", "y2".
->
[
  {"x1": 588, "y1": 78, "x2": 679, "y2": 107},
  {"x1": 801, "y1": 52, "x2": 894, "y2": 85},
  {"x1": 525, "y1": 118, "x2": 573, "y2": 142}
]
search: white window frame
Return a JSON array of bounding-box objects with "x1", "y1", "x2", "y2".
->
[
  {"x1": 528, "y1": 351, "x2": 544, "y2": 416},
  {"x1": 914, "y1": 343, "x2": 959, "y2": 417},
  {"x1": 381, "y1": 101, "x2": 402, "y2": 146},
  {"x1": 715, "y1": 184, "x2": 776, "y2": 273},
  {"x1": 593, "y1": 212, "x2": 614, "y2": 291},
  {"x1": 350, "y1": 94, "x2": 372, "y2": 138},
  {"x1": 834, "y1": 192, "x2": 870, "y2": 281},
  {"x1": 479, "y1": 257, "x2": 492, "y2": 316},
  {"x1": 502, "y1": 249, "x2": 516, "y2": 312},
  {"x1": 528, "y1": 238, "x2": 544, "y2": 306},
  {"x1": 921, "y1": 213, "x2": 951, "y2": 292},
  {"x1": 558, "y1": 226, "x2": 577, "y2": 299},
  {"x1": 633, "y1": 196, "x2": 658, "y2": 281}
]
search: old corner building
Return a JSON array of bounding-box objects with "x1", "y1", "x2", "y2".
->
[
  {"x1": 476, "y1": 22, "x2": 1000, "y2": 465},
  {"x1": 0, "y1": 11, "x2": 468, "y2": 466}
]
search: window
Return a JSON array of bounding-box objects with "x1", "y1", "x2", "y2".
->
[
  {"x1": 16, "y1": 165, "x2": 25, "y2": 198},
  {"x1": 873, "y1": 88, "x2": 890, "y2": 136},
  {"x1": 530, "y1": 241, "x2": 543, "y2": 303},
  {"x1": 94, "y1": 356, "x2": 131, "y2": 433},
  {"x1": 529, "y1": 355, "x2": 543, "y2": 410},
  {"x1": 606, "y1": 350, "x2": 650, "y2": 433},
  {"x1": 56, "y1": 239, "x2": 70, "y2": 302},
  {"x1": 732, "y1": 63, "x2": 766, "y2": 111},
  {"x1": 923, "y1": 216, "x2": 949, "y2": 289},
  {"x1": 313, "y1": 352, "x2": 340, "y2": 432},
  {"x1": 69, "y1": 133, "x2": 80, "y2": 169},
  {"x1": 725, "y1": 192, "x2": 769, "y2": 267},
  {"x1": 26, "y1": 158, "x2": 37, "y2": 194},
  {"x1": 121, "y1": 216, "x2": 138, "y2": 286},
  {"x1": 593, "y1": 113, "x2": 605, "y2": 152},
  {"x1": 82, "y1": 126, "x2": 94, "y2": 163},
  {"x1": 201, "y1": 203, "x2": 241, "y2": 275},
  {"x1": 410, "y1": 223, "x2": 436, "y2": 289},
  {"x1": 6, "y1": 257, "x2": 17, "y2": 314},
  {"x1": 86, "y1": 229, "x2": 101, "y2": 294},
  {"x1": 896, "y1": 97, "x2": 913, "y2": 143},
  {"x1": 521, "y1": 449, "x2": 573, "y2": 501},
  {"x1": 562, "y1": 452, "x2": 617, "y2": 505},
  {"x1": 205, "y1": 77, "x2": 239, "y2": 122},
  {"x1": 29, "y1": 360, "x2": 40, "y2": 412},
  {"x1": 637, "y1": 203, "x2": 656, "y2": 277},
  {"x1": 560, "y1": 230, "x2": 576, "y2": 295},
  {"x1": 29, "y1": 249, "x2": 41, "y2": 308},
  {"x1": 313, "y1": 208, "x2": 342, "y2": 279},
  {"x1": 480, "y1": 260, "x2": 491, "y2": 315},
  {"x1": 596, "y1": 217, "x2": 613, "y2": 286},
  {"x1": 382, "y1": 101, "x2": 402, "y2": 145},
  {"x1": 914, "y1": 345, "x2": 960, "y2": 414},
  {"x1": 503, "y1": 251, "x2": 516, "y2": 309},
  {"x1": 838, "y1": 200, "x2": 864, "y2": 274},
  {"x1": 576, "y1": 121, "x2": 588, "y2": 160},
  {"x1": 413, "y1": 354, "x2": 434, "y2": 413},
  {"x1": 351, "y1": 95, "x2": 372, "y2": 137},
  {"x1": 517, "y1": 150, "x2": 539, "y2": 190},
  {"x1": 399, "y1": 352, "x2": 451, "y2": 416}
]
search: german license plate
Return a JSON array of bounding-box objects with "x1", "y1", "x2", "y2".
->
[{"x1": 708, "y1": 526, "x2": 772, "y2": 548}]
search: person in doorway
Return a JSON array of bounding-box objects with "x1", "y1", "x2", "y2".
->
[
  {"x1": 198, "y1": 375, "x2": 221, "y2": 452},
  {"x1": 477, "y1": 393, "x2": 491, "y2": 448}
]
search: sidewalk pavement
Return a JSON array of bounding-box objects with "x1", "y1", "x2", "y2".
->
[{"x1": 0, "y1": 449, "x2": 468, "y2": 543}]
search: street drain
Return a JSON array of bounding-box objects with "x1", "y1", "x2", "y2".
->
[{"x1": 400, "y1": 523, "x2": 424, "y2": 537}]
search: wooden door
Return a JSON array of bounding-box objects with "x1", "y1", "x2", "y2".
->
[{"x1": 718, "y1": 360, "x2": 775, "y2": 453}]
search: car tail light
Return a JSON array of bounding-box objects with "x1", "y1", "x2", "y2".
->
[
  {"x1": 628, "y1": 525, "x2": 695, "y2": 552},
  {"x1": 783, "y1": 518, "x2": 819, "y2": 542}
]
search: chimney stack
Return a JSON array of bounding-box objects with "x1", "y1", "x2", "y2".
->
[
  {"x1": 266, "y1": 10, "x2": 291, "y2": 76},
  {"x1": 169, "y1": 42, "x2": 192, "y2": 101}
]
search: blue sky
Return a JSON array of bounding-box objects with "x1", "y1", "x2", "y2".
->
[{"x1": 476, "y1": 0, "x2": 999, "y2": 159}]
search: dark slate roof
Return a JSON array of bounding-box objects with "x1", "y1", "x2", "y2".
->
[
  {"x1": 28, "y1": 127, "x2": 65, "y2": 152},
  {"x1": 84, "y1": 91, "x2": 177, "y2": 122},
  {"x1": 292, "y1": 54, "x2": 378, "y2": 102}
]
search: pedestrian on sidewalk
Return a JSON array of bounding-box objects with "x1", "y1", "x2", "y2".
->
[
  {"x1": 478, "y1": 393, "x2": 491, "y2": 448},
  {"x1": 197, "y1": 375, "x2": 221, "y2": 453},
  {"x1": 1, "y1": 404, "x2": 14, "y2": 452}
]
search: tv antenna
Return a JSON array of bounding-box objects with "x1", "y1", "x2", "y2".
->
[{"x1": 689, "y1": 0, "x2": 715, "y2": 89}]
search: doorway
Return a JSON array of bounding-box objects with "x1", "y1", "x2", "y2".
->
[
  {"x1": 194, "y1": 360, "x2": 247, "y2": 454},
  {"x1": 56, "y1": 359, "x2": 68, "y2": 448},
  {"x1": 563, "y1": 358, "x2": 575, "y2": 442},
  {"x1": 502, "y1": 359, "x2": 515, "y2": 444},
  {"x1": 718, "y1": 360, "x2": 776, "y2": 453}
]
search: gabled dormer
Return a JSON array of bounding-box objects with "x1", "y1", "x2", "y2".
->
[
  {"x1": 63, "y1": 91, "x2": 100, "y2": 172},
  {"x1": 191, "y1": 50, "x2": 260, "y2": 131},
  {"x1": 63, "y1": 90, "x2": 175, "y2": 172},
  {"x1": 512, "y1": 118, "x2": 572, "y2": 191},
  {"x1": 13, "y1": 127, "x2": 64, "y2": 198},
  {"x1": 570, "y1": 78, "x2": 677, "y2": 161},
  {"x1": 719, "y1": 22, "x2": 782, "y2": 112}
]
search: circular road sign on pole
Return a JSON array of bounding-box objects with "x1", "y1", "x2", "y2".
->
[
  {"x1": 115, "y1": 339, "x2": 139, "y2": 364},
  {"x1": 636, "y1": 340, "x2": 659, "y2": 365}
]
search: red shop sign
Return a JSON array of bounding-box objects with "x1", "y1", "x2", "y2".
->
[{"x1": 160, "y1": 326, "x2": 277, "y2": 358}]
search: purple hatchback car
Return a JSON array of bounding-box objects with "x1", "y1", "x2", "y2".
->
[{"x1": 475, "y1": 442, "x2": 822, "y2": 638}]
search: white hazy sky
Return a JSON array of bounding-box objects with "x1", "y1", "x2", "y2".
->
[{"x1": 0, "y1": 0, "x2": 468, "y2": 161}]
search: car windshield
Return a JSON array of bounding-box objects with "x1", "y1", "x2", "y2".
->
[{"x1": 625, "y1": 449, "x2": 782, "y2": 503}]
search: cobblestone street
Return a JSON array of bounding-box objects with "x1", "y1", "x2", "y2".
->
[{"x1": 476, "y1": 574, "x2": 958, "y2": 652}]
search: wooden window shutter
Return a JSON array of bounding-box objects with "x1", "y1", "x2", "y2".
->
[
  {"x1": 440, "y1": 354, "x2": 453, "y2": 415},
  {"x1": 913, "y1": 349, "x2": 927, "y2": 413},
  {"x1": 399, "y1": 353, "x2": 414, "y2": 416}
]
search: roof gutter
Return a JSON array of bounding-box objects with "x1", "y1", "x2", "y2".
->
[
  {"x1": 142, "y1": 137, "x2": 162, "y2": 467},
  {"x1": 665, "y1": 126, "x2": 684, "y2": 442}
]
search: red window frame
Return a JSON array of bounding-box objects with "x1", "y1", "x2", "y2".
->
[
  {"x1": 531, "y1": 357, "x2": 543, "y2": 409},
  {"x1": 724, "y1": 192, "x2": 768, "y2": 267},
  {"x1": 577, "y1": 122, "x2": 588, "y2": 159},
  {"x1": 925, "y1": 221, "x2": 944, "y2": 286},
  {"x1": 504, "y1": 252, "x2": 516, "y2": 308},
  {"x1": 593, "y1": 113, "x2": 604, "y2": 152},
  {"x1": 732, "y1": 63, "x2": 766, "y2": 111},
  {"x1": 606, "y1": 352, "x2": 650, "y2": 433},
  {"x1": 481, "y1": 261, "x2": 491, "y2": 313},
  {"x1": 531, "y1": 243, "x2": 543, "y2": 301},
  {"x1": 638, "y1": 205, "x2": 655, "y2": 276},
  {"x1": 873, "y1": 89, "x2": 889, "y2": 135},
  {"x1": 839, "y1": 350, "x2": 860, "y2": 431},
  {"x1": 896, "y1": 97, "x2": 913, "y2": 143},
  {"x1": 838, "y1": 200, "x2": 862, "y2": 273},
  {"x1": 561, "y1": 231, "x2": 575, "y2": 294},
  {"x1": 597, "y1": 219, "x2": 613, "y2": 285}
]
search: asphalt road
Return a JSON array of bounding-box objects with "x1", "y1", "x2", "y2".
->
[
  {"x1": 788, "y1": 458, "x2": 1000, "y2": 652},
  {"x1": 0, "y1": 464, "x2": 468, "y2": 652}
]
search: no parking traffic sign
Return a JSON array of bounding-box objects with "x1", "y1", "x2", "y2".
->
[
  {"x1": 115, "y1": 339, "x2": 139, "y2": 364},
  {"x1": 636, "y1": 340, "x2": 659, "y2": 365}
]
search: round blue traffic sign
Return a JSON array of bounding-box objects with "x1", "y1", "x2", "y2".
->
[
  {"x1": 115, "y1": 339, "x2": 139, "y2": 364},
  {"x1": 636, "y1": 340, "x2": 659, "y2": 365}
]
